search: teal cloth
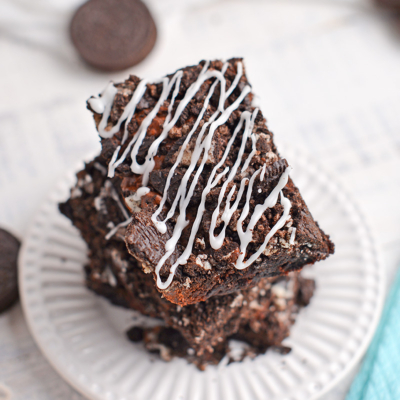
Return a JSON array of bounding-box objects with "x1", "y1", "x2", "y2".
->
[{"x1": 346, "y1": 268, "x2": 400, "y2": 400}]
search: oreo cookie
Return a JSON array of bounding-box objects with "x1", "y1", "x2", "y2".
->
[
  {"x1": 375, "y1": 0, "x2": 400, "y2": 10},
  {"x1": 0, "y1": 228, "x2": 20, "y2": 314},
  {"x1": 70, "y1": 0, "x2": 157, "y2": 71}
]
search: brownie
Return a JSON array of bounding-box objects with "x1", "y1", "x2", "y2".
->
[
  {"x1": 135, "y1": 273, "x2": 313, "y2": 369},
  {"x1": 60, "y1": 158, "x2": 315, "y2": 368},
  {"x1": 85, "y1": 58, "x2": 333, "y2": 305}
]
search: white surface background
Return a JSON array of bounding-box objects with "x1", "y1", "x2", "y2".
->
[{"x1": 0, "y1": 0, "x2": 399, "y2": 399}]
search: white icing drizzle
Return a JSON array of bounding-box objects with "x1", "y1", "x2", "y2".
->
[
  {"x1": 105, "y1": 218, "x2": 133, "y2": 241},
  {"x1": 88, "y1": 96, "x2": 107, "y2": 114},
  {"x1": 241, "y1": 117, "x2": 257, "y2": 172},
  {"x1": 235, "y1": 167, "x2": 292, "y2": 269},
  {"x1": 260, "y1": 163, "x2": 267, "y2": 181},
  {"x1": 132, "y1": 186, "x2": 150, "y2": 201},
  {"x1": 100, "y1": 180, "x2": 133, "y2": 241},
  {"x1": 289, "y1": 227, "x2": 296, "y2": 245},
  {"x1": 154, "y1": 82, "x2": 251, "y2": 289},
  {"x1": 91, "y1": 60, "x2": 292, "y2": 288},
  {"x1": 108, "y1": 72, "x2": 183, "y2": 181},
  {"x1": 151, "y1": 61, "x2": 231, "y2": 235},
  {"x1": 209, "y1": 109, "x2": 259, "y2": 250},
  {"x1": 96, "y1": 80, "x2": 148, "y2": 140}
]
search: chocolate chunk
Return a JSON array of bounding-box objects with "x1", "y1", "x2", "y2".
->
[
  {"x1": 126, "y1": 326, "x2": 144, "y2": 342},
  {"x1": 255, "y1": 132, "x2": 271, "y2": 153},
  {"x1": 296, "y1": 277, "x2": 316, "y2": 306},
  {"x1": 136, "y1": 136, "x2": 156, "y2": 164},
  {"x1": 0, "y1": 228, "x2": 20, "y2": 314},
  {"x1": 254, "y1": 159, "x2": 289, "y2": 195},
  {"x1": 70, "y1": 0, "x2": 157, "y2": 71},
  {"x1": 149, "y1": 168, "x2": 205, "y2": 207},
  {"x1": 125, "y1": 211, "x2": 180, "y2": 278},
  {"x1": 157, "y1": 327, "x2": 189, "y2": 356},
  {"x1": 271, "y1": 345, "x2": 292, "y2": 355},
  {"x1": 213, "y1": 239, "x2": 239, "y2": 265}
]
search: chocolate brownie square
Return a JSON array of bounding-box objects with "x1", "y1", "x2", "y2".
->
[{"x1": 84, "y1": 58, "x2": 333, "y2": 305}]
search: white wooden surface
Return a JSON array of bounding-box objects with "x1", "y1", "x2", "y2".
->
[{"x1": 0, "y1": 0, "x2": 399, "y2": 399}]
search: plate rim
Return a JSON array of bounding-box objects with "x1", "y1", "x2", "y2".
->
[
  {"x1": 287, "y1": 147, "x2": 386, "y2": 400},
  {"x1": 18, "y1": 157, "x2": 100, "y2": 400}
]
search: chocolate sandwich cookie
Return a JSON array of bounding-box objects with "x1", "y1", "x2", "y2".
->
[
  {"x1": 0, "y1": 228, "x2": 20, "y2": 314},
  {"x1": 70, "y1": 0, "x2": 157, "y2": 71},
  {"x1": 375, "y1": 0, "x2": 400, "y2": 10}
]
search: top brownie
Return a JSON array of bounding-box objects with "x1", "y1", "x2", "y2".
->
[{"x1": 87, "y1": 58, "x2": 334, "y2": 306}]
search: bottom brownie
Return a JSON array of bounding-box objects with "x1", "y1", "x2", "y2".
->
[
  {"x1": 59, "y1": 158, "x2": 315, "y2": 369},
  {"x1": 125, "y1": 271, "x2": 314, "y2": 369}
]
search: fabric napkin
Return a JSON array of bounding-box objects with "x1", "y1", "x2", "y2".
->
[{"x1": 346, "y1": 268, "x2": 400, "y2": 400}]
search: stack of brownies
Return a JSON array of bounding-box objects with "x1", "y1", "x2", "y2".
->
[{"x1": 60, "y1": 58, "x2": 334, "y2": 369}]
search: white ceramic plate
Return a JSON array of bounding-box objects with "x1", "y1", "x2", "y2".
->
[{"x1": 19, "y1": 146, "x2": 384, "y2": 400}]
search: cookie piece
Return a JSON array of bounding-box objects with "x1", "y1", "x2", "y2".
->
[
  {"x1": 0, "y1": 228, "x2": 20, "y2": 313},
  {"x1": 70, "y1": 0, "x2": 157, "y2": 71}
]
